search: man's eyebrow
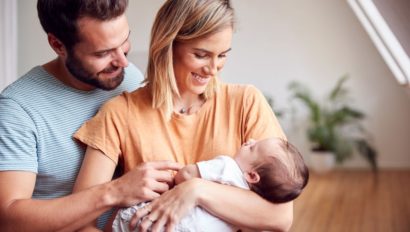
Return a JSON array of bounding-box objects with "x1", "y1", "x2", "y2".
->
[
  {"x1": 193, "y1": 48, "x2": 232, "y2": 54},
  {"x1": 94, "y1": 30, "x2": 131, "y2": 54}
]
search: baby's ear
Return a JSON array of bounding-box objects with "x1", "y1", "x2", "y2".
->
[{"x1": 244, "y1": 171, "x2": 260, "y2": 184}]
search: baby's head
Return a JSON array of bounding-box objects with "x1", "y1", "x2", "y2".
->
[{"x1": 234, "y1": 137, "x2": 309, "y2": 203}]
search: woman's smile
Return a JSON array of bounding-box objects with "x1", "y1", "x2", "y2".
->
[{"x1": 192, "y1": 72, "x2": 210, "y2": 86}]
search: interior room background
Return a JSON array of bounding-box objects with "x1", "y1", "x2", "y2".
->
[{"x1": 4, "y1": 0, "x2": 410, "y2": 169}]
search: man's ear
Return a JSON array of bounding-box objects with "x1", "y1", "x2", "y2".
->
[
  {"x1": 244, "y1": 170, "x2": 260, "y2": 184},
  {"x1": 47, "y1": 33, "x2": 67, "y2": 57}
]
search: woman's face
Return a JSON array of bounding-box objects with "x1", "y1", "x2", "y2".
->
[{"x1": 172, "y1": 27, "x2": 233, "y2": 96}]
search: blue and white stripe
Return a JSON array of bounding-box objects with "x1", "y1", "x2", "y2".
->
[{"x1": 0, "y1": 63, "x2": 142, "y2": 226}]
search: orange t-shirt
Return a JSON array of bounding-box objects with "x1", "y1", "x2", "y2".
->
[{"x1": 74, "y1": 82, "x2": 285, "y2": 172}]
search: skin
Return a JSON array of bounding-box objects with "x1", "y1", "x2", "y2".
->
[
  {"x1": 0, "y1": 15, "x2": 181, "y2": 232},
  {"x1": 75, "y1": 28, "x2": 292, "y2": 232},
  {"x1": 130, "y1": 28, "x2": 292, "y2": 232},
  {"x1": 235, "y1": 138, "x2": 283, "y2": 184},
  {"x1": 174, "y1": 138, "x2": 276, "y2": 186},
  {"x1": 139, "y1": 138, "x2": 286, "y2": 231},
  {"x1": 172, "y1": 27, "x2": 232, "y2": 111},
  {"x1": 65, "y1": 15, "x2": 131, "y2": 90},
  {"x1": 46, "y1": 15, "x2": 130, "y2": 91}
]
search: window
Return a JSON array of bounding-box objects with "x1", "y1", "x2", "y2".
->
[{"x1": 348, "y1": 0, "x2": 410, "y2": 85}]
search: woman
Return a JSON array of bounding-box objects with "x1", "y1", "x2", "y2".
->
[{"x1": 74, "y1": 0, "x2": 293, "y2": 231}]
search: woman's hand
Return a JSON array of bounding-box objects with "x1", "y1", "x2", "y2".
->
[{"x1": 129, "y1": 178, "x2": 203, "y2": 232}]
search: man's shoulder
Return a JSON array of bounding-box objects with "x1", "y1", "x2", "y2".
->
[
  {"x1": 122, "y1": 63, "x2": 143, "y2": 91},
  {"x1": 124, "y1": 62, "x2": 143, "y2": 77},
  {"x1": 1, "y1": 66, "x2": 45, "y2": 97}
]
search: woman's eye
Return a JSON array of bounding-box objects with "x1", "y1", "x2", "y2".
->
[
  {"x1": 194, "y1": 53, "x2": 207, "y2": 59},
  {"x1": 219, "y1": 54, "x2": 227, "y2": 58}
]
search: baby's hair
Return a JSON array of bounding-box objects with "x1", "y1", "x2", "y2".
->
[{"x1": 250, "y1": 138, "x2": 309, "y2": 203}]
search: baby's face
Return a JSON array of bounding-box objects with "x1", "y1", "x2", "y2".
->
[{"x1": 234, "y1": 138, "x2": 279, "y2": 172}]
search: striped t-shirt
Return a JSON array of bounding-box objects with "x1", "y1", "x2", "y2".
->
[{"x1": 0, "y1": 63, "x2": 142, "y2": 226}]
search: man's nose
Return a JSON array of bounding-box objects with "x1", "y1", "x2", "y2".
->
[{"x1": 112, "y1": 47, "x2": 128, "y2": 67}]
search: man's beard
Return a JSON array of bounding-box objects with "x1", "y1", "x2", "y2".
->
[{"x1": 66, "y1": 52, "x2": 125, "y2": 91}]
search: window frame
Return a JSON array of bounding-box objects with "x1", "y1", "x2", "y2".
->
[{"x1": 348, "y1": 0, "x2": 410, "y2": 86}]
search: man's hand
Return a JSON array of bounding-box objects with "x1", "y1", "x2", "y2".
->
[{"x1": 111, "y1": 161, "x2": 182, "y2": 207}]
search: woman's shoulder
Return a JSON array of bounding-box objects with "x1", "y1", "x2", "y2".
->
[
  {"x1": 98, "y1": 86, "x2": 148, "y2": 114},
  {"x1": 219, "y1": 82, "x2": 263, "y2": 99}
]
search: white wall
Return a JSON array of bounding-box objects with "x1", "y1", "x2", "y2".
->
[
  {"x1": 15, "y1": 0, "x2": 410, "y2": 168},
  {"x1": 0, "y1": 0, "x2": 18, "y2": 90},
  {"x1": 17, "y1": 1, "x2": 54, "y2": 77}
]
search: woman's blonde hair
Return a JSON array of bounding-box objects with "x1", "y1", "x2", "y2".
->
[{"x1": 143, "y1": 0, "x2": 235, "y2": 118}]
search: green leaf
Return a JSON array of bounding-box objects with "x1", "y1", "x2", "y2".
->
[
  {"x1": 288, "y1": 75, "x2": 378, "y2": 171},
  {"x1": 329, "y1": 74, "x2": 349, "y2": 102}
]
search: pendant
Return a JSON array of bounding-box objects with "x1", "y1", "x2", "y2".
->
[{"x1": 179, "y1": 107, "x2": 187, "y2": 114}]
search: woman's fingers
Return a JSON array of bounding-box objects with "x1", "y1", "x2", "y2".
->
[
  {"x1": 138, "y1": 216, "x2": 156, "y2": 232},
  {"x1": 164, "y1": 220, "x2": 176, "y2": 232},
  {"x1": 137, "y1": 205, "x2": 169, "y2": 232},
  {"x1": 150, "y1": 213, "x2": 168, "y2": 232},
  {"x1": 134, "y1": 179, "x2": 201, "y2": 231},
  {"x1": 129, "y1": 204, "x2": 152, "y2": 229}
]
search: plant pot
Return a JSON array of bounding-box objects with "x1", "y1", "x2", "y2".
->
[{"x1": 309, "y1": 150, "x2": 335, "y2": 174}]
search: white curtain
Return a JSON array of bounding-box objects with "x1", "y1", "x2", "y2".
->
[{"x1": 0, "y1": 0, "x2": 18, "y2": 91}]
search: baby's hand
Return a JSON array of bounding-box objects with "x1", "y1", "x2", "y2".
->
[
  {"x1": 174, "y1": 164, "x2": 200, "y2": 185},
  {"x1": 243, "y1": 138, "x2": 256, "y2": 146}
]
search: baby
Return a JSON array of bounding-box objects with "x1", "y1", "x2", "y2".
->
[{"x1": 112, "y1": 137, "x2": 309, "y2": 231}]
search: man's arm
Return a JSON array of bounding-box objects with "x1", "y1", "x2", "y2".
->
[
  {"x1": 0, "y1": 96, "x2": 113, "y2": 231},
  {"x1": 0, "y1": 171, "x2": 116, "y2": 232},
  {"x1": 0, "y1": 150, "x2": 181, "y2": 232},
  {"x1": 71, "y1": 147, "x2": 182, "y2": 231}
]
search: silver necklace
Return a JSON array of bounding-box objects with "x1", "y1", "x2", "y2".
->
[
  {"x1": 178, "y1": 98, "x2": 206, "y2": 114},
  {"x1": 179, "y1": 106, "x2": 192, "y2": 114}
]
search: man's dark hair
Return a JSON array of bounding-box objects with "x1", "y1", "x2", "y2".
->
[
  {"x1": 37, "y1": 0, "x2": 128, "y2": 50},
  {"x1": 250, "y1": 139, "x2": 309, "y2": 204}
]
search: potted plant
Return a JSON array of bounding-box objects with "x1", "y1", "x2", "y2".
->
[
  {"x1": 288, "y1": 75, "x2": 377, "y2": 173},
  {"x1": 264, "y1": 93, "x2": 283, "y2": 118}
]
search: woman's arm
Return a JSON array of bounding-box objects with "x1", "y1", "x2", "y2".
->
[
  {"x1": 69, "y1": 146, "x2": 119, "y2": 231},
  {"x1": 132, "y1": 178, "x2": 292, "y2": 232},
  {"x1": 197, "y1": 180, "x2": 293, "y2": 231}
]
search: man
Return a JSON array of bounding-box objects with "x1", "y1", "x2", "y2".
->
[{"x1": 0, "y1": 1, "x2": 180, "y2": 231}]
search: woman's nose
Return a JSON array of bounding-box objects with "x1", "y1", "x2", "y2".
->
[{"x1": 204, "y1": 59, "x2": 218, "y2": 75}]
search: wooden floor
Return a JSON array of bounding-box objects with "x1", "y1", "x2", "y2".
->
[{"x1": 290, "y1": 170, "x2": 410, "y2": 232}]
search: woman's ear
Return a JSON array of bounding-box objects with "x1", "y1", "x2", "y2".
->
[
  {"x1": 47, "y1": 33, "x2": 68, "y2": 58},
  {"x1": 244, "y1": 171, "x2": 260, "y2": 184}
]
